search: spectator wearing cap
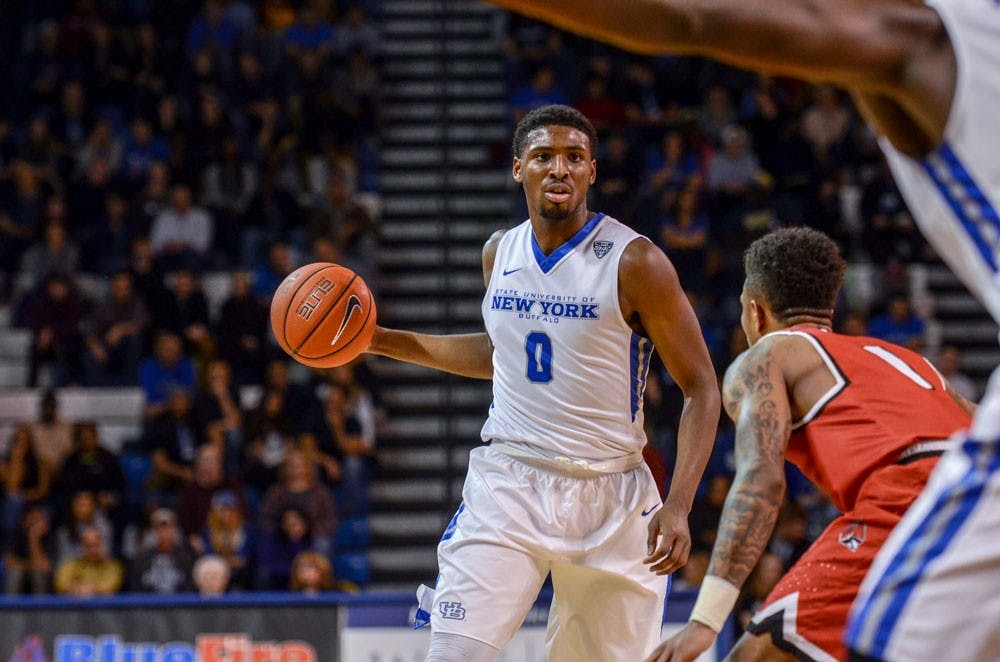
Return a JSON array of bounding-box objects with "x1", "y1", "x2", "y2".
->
[
  {"x1": 53, "y1": 526, "x2": 123, "y2": 596},
  {"x1": 128, "y1": 508, "x2": 194, "y2": 594},
  {"x1": 192, "y1": 491, "x2": 255, "y2": 590},
  {"x1": 177, "y1": 444, "x2": 247, "y2": 537}
]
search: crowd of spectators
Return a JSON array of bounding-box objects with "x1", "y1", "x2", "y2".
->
[{"x1": 0, "y1": 0, "x2": 382, "y2": 596}]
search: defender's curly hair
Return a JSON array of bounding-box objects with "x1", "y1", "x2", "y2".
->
[
  {"x1": 512, "y1": 104, "x2": 597, "y2": 158},
  {"x1": 743, "y1": 227, "x2": 846, "y2": 318}
]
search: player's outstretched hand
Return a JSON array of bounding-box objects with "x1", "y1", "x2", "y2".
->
[
  {"x1": 644, "y1": 621, "x2": 717, "y2": 662},
  {"x1": 644, "y1": 502, "x2": 691, "y2": 575}
]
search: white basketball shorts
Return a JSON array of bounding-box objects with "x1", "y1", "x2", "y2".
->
[{"x1": 419, "y1": 445, "x2": 669, "y2": 661}]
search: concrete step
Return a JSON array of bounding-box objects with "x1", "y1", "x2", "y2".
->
[
  {"x1": 382, "y1": 59, "x2": 507, "y2": 79},
  {"x1": 0, "y1": 364, "x2": 29, "y2": 389},
  {"x1": 382, "y1": 80, "x2": 507, "y2": 100},
  {"x1": 381, "y1": 194, "x2": 510, "y2": 216},
  {"x1": 383, "y1": 123, "x2": 510, "y2": 144},
  {"x1": 381, "y1": 0, "x2": 496, "y2": 16},
  {"x1": 380, "y1": 170, "x2": 510, "y2": 191},
  {"x1": 369, "y1": 512, "x2": 449, "y2": 539},
  {"x1": 381, "y1": 146, "x2": 496, "y2": 168},
  {"x1": 368, "y1": 546, "x2": 439, "y2": 573},
  {"x1": 382, "y1": 17, "x2": 494, "y2": 37},
  {"x1": 381, "y1": 100, "x2": 507, "y2": 122},
  {"x1": 380, "y1": 413, "x2": 484, "y2": 440},
  {"x1": 379, "y1": 270, "x2": 485, "y2": 293},
  {"x1": 933, "y1": 294, "x2": 989, "y2": 317},
  {"x1": 0, "y1": 329, "x2": 30, "y2": 358},
  {"x1": 379, "y1": 298, "x2": 484, "y2": 323},
  {"x1": 939, "y1": 320, "x2": 1000, "y2": 343},
  {"x1": 378, "y1": 244, "x2": 485, "y2": 267},
  {"x1": 382, "y1": 383, "x2": 491, "y2": 409}
]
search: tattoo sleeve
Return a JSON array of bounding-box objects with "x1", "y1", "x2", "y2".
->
[{"x1": 709, "y1": 343, "x2": 791, "y2": 587}]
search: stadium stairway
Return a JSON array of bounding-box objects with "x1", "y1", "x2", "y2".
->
[
  {"x1": 371, "y1": 0, "x2": 512, "y2": 589},
  {"x1": 920, "y1": 261, "x2": 999, "y2": 393}
]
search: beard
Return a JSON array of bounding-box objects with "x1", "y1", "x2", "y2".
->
[{"x1": 538, "y1": 198, "x2": 573, "y2": 221}]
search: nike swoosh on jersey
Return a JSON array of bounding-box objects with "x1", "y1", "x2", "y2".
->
[
  {"x1": 641, "y1": 504, "x2": 660, "y2": 517},
  {"x1": 331, "y1": 295, "x2": 363, "y2": 345},
  {"x1": 502, "y1": 267, "x2": 523, "y2": 276}
]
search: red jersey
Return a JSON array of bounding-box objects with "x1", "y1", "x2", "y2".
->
[{"x1": 776, "y1": 327, "x2": 971, "y2": 512}]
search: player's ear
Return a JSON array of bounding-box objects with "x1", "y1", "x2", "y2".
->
[
  {"x1": 512, "y1": 157, "x2": 523, "y2": 183},
  {"x1": 589, "y1": 158, "x2": 596, "y2": 185},
  {"x1": 750, "y1": 299, "x2": 767, "y2": 334}
]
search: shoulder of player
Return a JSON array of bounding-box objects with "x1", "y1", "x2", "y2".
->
[
  {"x1": 482, "y1": 228, "x2": 511, "y2": 272},
  {"x1": 722, "y1": 334, "x2": 802, "y2": 413},
  {"x1": 617, "y1": 236, "x2": 677, "y2": 286}
]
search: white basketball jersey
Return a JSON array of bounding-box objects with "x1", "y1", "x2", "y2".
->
[
  {"x1": 481, "y1": 213, "x2": 652, "y2": 463},
  {"x1": 881, "y1": 0, "x2": 1000, "y2": 323}
]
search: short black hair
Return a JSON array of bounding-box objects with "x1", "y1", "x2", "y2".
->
[
  {"x1": 743, "y1": 227, "x2": 846, "y2": 318},
  {"x1": 512, "y1": 105, "x2": 597, "y2": 158}
]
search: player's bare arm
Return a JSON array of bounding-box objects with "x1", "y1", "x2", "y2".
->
[
  {"x1": 489, "y1": 0, "x2": 954, "y2": 155},
  {"x1": 711, "y1": 338, "x2": 791, "y2": 585},
  {"x1": 618, "y1": 239, "x2": 721, "y2": 576},
  {"x1": 365, "y1": 232, "x2": 504, "y2": 379},
  {"x1": 646, "y1": 337, "x2": 792, "y2": 662}
]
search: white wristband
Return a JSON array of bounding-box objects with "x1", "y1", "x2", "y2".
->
[{"x1": 689, "y1": 575, "x2": 740, "y2": 633}]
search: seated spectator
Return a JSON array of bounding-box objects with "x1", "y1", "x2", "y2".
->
[
  {"x1": 259, "y1": 452, "x2": 337, "y2": 554},
  {"x1": 291, "y1": 549, "x2": 357, "y2": 594},
  {"x1": 868, "y1": 293, "x2": 926, "y2": 351},
  {"x1": 768, "y1": 500, "x2": 811, "y2": 570},
  {"x1": 54, "y1": 423, "x2": 126, "y2": 533},
  {"x1": 145, "y1": 388, "x2": 203, "y2": 492},
  {"x1": 82, "y1": 192, "x2": 137, "y2": 276},
  {"x1": 83, "y1": 270, "x2": 149, "y2": 386},
  {"x1": 659, "y1": 187, "x2": 710, "y2": 293},
  {"x1": 193, "y1": 359, "x2": 245, "y2": 460},
  {"x1": 0, "y1": 163, "x2": 46, "y2": 293},
  {"x1": 707, "y1": 124, "x2": 766, "y2": 197},
  {"x1": 139, "y1": 331, "x2": 196, "y2": 419},
  {"x1": 193, "y1": 490, "x2": 255, "y2": 590},
  {"x1": 160, "y1": 269, "x2": 213, "y2": 360},
  {"x1": 149, "y1": 184, "x2": 213, "y2": 273},
  {"x1": 192, "y1": 553, "x2": 231, "y2": 596},
  {"x1": 215, "y1": 273, "x2": 269, "y2": 385},
  {"x1": 243, "y1": 388, "x2": 298, "y2": 492},
  {"x1": 1, "y1": 425, "x2": 51, "y2": 538},
  {"x1": 20, "y1": 219, "x2": 80, "y2": 289},
  {"x1": 202, "y1": 137, "x2": 257, "y2": 266},
  {"x1": 128, "y1": 508, "x2": 194, "y2": 594},
  {"x1": 645, "y1": 131, "x2": 701, "y2": 193},
  {"x1": 936, "y1": 344, "x2": 979, "y2": 403},
  {"x1": 28, "y1": 390, "x2": 74, "y2": 478},
  {"x1": 75, "y1": 121, "x2": 124, "y2": 179},
  {"x1": 4, "y1": 505, "x2": 54, "y2": 595},
  {"x1": 510, "y1": 65, "x2": 569, "y2": 124},
  {"x1": 177, "y1": 444, "x2": 247, "y2": 537},
  {"x1": 252, "y1": 240, "x2": 295, "y2": 302},
  {"x1": 283, "y1": 5, "x2": 336, "y2": 58},
  {"x1": 256, "y1": 506, "x2": 317, "y2": 590},
  {"x1": 54, "y1": 490, "x2": 116, "y2": 565},
  {"x1": 53, "y1": 526, "x2": 123, "y2": 596},
  {"x1": 121, "y1": 117, "x2": 170, "y2": 187},
  {"x1": 25, "y1": 274, "x2": 88, "y2": 387}
]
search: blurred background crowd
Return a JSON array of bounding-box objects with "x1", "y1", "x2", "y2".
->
[{"x1": 0, "y1": 1, "x2": 980, "y2": 637}]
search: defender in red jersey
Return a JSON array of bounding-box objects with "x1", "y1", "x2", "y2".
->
[{"x1": 649, "y1": 228, "x2": 974, "y2": 662}]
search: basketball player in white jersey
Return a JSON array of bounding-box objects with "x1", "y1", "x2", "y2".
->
[
  {"x1": 482, "y1": 1, "x2": 1000, "y2": 661},
  {"x1": 365, "y1": 105, "x2": 721, "y2": 660}
]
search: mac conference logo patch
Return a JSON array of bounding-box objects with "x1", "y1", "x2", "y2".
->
[{"x1": 593, "y1": 240, "x2": 613, "y2": 259}]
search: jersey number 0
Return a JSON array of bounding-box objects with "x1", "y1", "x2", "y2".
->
[{"x1": 525, "y1": 332, "x2": 553, "y2": 383}]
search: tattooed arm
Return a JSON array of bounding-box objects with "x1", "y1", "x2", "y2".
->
[{"x1": 708, "y1": 337, "x2": 792, "y2": 585}]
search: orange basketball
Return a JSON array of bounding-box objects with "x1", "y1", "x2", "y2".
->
[{"x1": 270, "y1": 262, "x2": 377, "y2": 368}]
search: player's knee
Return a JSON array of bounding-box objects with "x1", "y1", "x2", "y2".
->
[{"x1": 426, "y1": 632, "x2": 500, "y2": 662}]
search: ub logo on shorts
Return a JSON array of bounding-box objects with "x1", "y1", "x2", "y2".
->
[
  {"x1": 439, "y1": 602, "x2": 467, "y2": 620},
  {"x1": 593, "y1": 240, "x2": 614, "y2": 259},
  {"x1": 838, "y1": 521, "x2": 868, "y2": 552}
]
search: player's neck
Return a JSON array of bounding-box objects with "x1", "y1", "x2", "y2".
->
[
  {"x1": 781, "y1": 315, "x2": 833, "y2": 331},
  {"x1": 530, "y1": 209, "x2": 594, "y2": 255}
]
